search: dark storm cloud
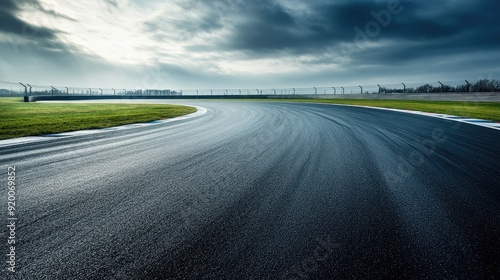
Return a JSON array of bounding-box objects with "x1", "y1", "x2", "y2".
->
[
  {"x1": 227, "y1": 1, "x2": 300, "y2": 51},
  {"x1": 0, "y1": 0, "x2": 58, "y2": 39},
  {"x1": 217, "y1": 0, "x2": 398, "y2": 52},
  {"x1": 341, "y1": 0, "x2": 500, "y2": 67},
  {"x1": 206, "y1": 0, "x2": 500, "y2": 63},
  {"x1": 0, "y1": 0, "x2": 85, "y2": 68}
]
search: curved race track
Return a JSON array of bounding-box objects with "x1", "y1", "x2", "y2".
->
[{"x1": 0, "y1": 100, "x2": 499, "y2": 279}]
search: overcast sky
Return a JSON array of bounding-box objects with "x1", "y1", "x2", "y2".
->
[{"x1": 1, "y1": 0, "x2": 499, "y2": 89}]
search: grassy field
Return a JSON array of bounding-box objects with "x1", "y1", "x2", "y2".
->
[
  {"x1": 278, "y1": 99, "x2": 500, "y2": 122},
  {"x1": 0, "y1": 98, "x2": 196, "y2": 140}
]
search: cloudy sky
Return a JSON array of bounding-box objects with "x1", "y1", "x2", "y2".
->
[{"x1": 1, "y1": 0, "x2": 499, "y2": 89}]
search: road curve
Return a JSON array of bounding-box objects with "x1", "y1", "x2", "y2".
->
[{"x1": 0, "y1": 100, "x2": 499, "y2": 279}]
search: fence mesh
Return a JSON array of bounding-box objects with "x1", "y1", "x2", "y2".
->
[{"x1": 1, "y1": 79, "x2": 498, "y2": 97}]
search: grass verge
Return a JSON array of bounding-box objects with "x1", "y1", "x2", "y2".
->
[
  {"x1": 0, "y1": 98, "x2": 197, "y2": 140},
  {"x1": 275, "y1": 99, "x2": 500, "y2": 122}
]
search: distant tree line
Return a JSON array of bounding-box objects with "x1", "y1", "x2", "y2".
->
[
  {"x1": 127, "y1": 89, "x2": 181, "y2": 96},
  {"x1": 379, "y1": 79, "x2": 500, "y2": 94}
]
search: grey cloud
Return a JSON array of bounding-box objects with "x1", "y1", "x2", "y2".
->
[
  {"x1": 143, "y1": 0, "x2": 230, "y2": 41},
  {"x1": 104, "y1": 0, "x2": 119, "y2": 9},
  {"x1": 195, "y1": 0, "x2": 499, "y2": 84},
  {"x1": 0, "y1": 0, "x2": 84, "y2": 63},
  {"x1": 134, "y1": 0, "x2": 500, "y2": 87},
  {"x1": 0, "y1": 0, "x2": 57, "y2": 39},
  {"x1": 2, "y1": 0, "x2": 499, "y2": 89}
]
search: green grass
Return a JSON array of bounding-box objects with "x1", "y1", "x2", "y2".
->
[
  {"x1": 0, "y1": 98, "x2": 196, "y2": 140},
  {"x1": 273, "y1": 99, "x2": 500, "y2": 122}
]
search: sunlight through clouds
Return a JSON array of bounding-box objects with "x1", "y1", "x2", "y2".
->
[{"x1": 17, "y1": 0, "x2": 165, "y2": 65}]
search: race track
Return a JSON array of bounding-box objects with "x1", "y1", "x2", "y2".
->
[{"x1": 0, "y1": 100, "x2": 499, "y2": 279}]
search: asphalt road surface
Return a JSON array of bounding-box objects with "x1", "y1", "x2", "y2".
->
[{"x1": 1, "y1": 100, "x2": 499, "y2": 279}]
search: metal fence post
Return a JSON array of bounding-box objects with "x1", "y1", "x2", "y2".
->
[
  {"x1": 465, "y1": 80, "x2": 470, "y2": 92},
  {"x1": 438, "y1": 81, "x2": 444, "y2": 93},
  {"x1": 402, "y1": 83, "x2": 406, "y2": 93},
  {"x1": 19, "y1": 83, "x2": 27, "y2": 96},
  {"x1": 377, "y1": 84, "x2": 381, "y2": 94},
  {"x1": 359, "y1": 85, "x2": 363, "y2": 94},
  {"x1": 341, "y1": 86, "x2": 345, "y2": 94},
  {"x1": 332, "y1": 87, "x2": 336, "y2": 94}
]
